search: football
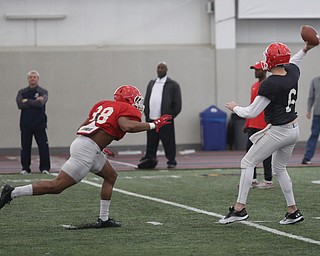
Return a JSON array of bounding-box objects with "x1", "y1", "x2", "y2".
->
[{"x1": 300, "y1": 25, "x2": 319, "y2": 46}]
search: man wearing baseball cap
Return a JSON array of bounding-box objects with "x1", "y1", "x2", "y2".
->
[{"x1": 242, "y1": 61, "x2": 273, "y2": 189}]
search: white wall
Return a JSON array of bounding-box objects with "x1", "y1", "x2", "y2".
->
[
  {"x1": 238, "y1": 0, "x2": 320, "y2": 19},
  {"x1": 0, "y1": 0, "x2": 211, "y2": 46},
  {"x1": 0, "y1": 45, "x2": 216, "y2": 148}
]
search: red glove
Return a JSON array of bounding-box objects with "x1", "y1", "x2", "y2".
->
[
  {"x1": 153, "y1": 114, "x2": 172, "y2": 132},
  {"x1": 102, "y1": 148, "x2": 115, "y2": 157}
]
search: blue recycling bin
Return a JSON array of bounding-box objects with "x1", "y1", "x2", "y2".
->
[{"x1": 200, "y1": 105, "x2": 227, "y2": 151}]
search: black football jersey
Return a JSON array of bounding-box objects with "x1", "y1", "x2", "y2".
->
[{"x1": 258, "y1": 63, "x2": 300, "y2": 125}]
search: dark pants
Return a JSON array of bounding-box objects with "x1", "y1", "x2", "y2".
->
[
  {"x1": 303, "y1": 115, "x2": 320, "y2": 161},
  {"x1": 20, "y1": 126, "x2": 50, "y2": 172},
  {"x1": 145, "y1": 122, "x2": 176, "y2": 166},
  {"x1": 246, "y1": 128, "x2": 272, "y2": 181}
]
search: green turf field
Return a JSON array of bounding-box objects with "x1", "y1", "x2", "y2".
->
[{"x1": 1, "y1": 167, "x2": 320, "y2": 256}]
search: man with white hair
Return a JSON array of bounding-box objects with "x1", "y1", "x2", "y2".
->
[{"x1": 16, "y1": 70, "x2": 50, "y2": 174}]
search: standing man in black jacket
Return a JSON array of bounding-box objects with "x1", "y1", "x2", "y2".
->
[
  {"x1": 138, "y1": 62, "x2": 182, "y2": 169},
  {"x1": 16, "y1": 70, "x2": 50, "y2": 175}
]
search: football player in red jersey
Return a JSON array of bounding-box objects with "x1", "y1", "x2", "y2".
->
[
  {"x1": 0, "y1": 85, "x2": 172, "y2": 228},
  {"x1": 220, "y1": 41, "x2": 318, "y2": 225}
]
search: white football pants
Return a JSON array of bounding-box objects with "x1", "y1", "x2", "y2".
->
[{"x1": 237, "y1": 123, "x2": 299, "y2": 207}]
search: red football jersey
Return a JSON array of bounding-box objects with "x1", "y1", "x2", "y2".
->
[
  {"x1": 77, "y1": 100, "x2": 142, "y2": 140},
  {"x1": 245, "y1": 81, "x2": 267, "y2": 129}
]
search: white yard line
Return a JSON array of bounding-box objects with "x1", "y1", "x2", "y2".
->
[
  {"x1": 109, "y1": 159, "x2": 138, "y2": 168},
  {"x1": 79, "y1": 178, "x2": 320, "y2": 246}
]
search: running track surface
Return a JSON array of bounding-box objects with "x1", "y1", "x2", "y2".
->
[{"x1": 0, "y1": 147, "x2": 318, "y2": 174}]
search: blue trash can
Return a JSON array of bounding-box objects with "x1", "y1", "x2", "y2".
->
[{"x1": 200, "y1": 105, "x2": 227, "y2": 151}]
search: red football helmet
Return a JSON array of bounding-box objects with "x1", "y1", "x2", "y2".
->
[
  {"x1": 262, "y1": 42, "x2": 291, "y2": 71},
  {"x1": 114, "y1": 85, "x2": 145, "y2": 113}
]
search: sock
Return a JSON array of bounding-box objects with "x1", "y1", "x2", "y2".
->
[
  {"x1": 11, "y1": 184, "x2": 33, "y2": 198},
  {"x1": 237, "y1": 167, "x2": 254, "y2": 204},
  {"x1": 277, "y1": 171, "x2": 295, "y2": 206},
  {"x1": 99, "y1": 200, "x2": 110, "y2": 221}
]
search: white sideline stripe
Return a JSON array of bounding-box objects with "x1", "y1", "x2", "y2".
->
[
  {"x1": 109, "y1": 159, "x2": 137, "y2": 168},
  {"x1": 112, "y1": 188, "x2": 320, "y2": 245},
  {"x1": 118, "y1": 150, "x2": 142, "y2": 155},
  {"x1": 55, "y1": 175, "x2": 320, "y2": 246},
  {"x1": 147, "y1": 221, "x2": 163, "y2": 225}
]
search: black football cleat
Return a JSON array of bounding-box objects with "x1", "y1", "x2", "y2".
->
[
  {"x1": 219, "y1": 206, "x2": 249, "y2": 224},
  {"x1": 279, "y1": 210, "x2": 304, "y2": 225},
  {"x1": 0, "y1": 184, "x2": 14, "y2": 210},
  {"x1": 94, "y1": 218, "x2": 121, "y2": 228},
  {"x1": 64, "y1": 218, "x2": 121, "y2": 230}
]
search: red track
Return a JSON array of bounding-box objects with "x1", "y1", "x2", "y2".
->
[{"x1": 0, "y1": 147, "x2": 317, "y2": 174}]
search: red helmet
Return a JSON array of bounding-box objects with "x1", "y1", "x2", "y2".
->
[
  {"x1": 114, "y1": 85, "x2": 145, "y2": 113},
  {"x1": 262, "y1": 42, "x2": 291, "y2": 71}
]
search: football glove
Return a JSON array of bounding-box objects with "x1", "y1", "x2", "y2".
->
[{"x1": 153, "y1": 114, "x2": 172, "y2": 132}]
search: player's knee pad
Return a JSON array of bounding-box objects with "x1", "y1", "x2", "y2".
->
[
  {"x1": 240, "y1": 157, "x2": 255, "y2": 170},
  {"x1": 272, "y1": 162, "x2": 286, "y2": 175},
  {"x1": 272, "y1": 167, "x2": 286, "y2": 176}
]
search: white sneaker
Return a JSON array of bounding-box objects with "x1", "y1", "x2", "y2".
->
[
  {"x1": 250, "y1": 181, "x2": 260, "y2": 188},
  {"x1": 41, "y1": 170, "x2": 50, "y2": 174},
  {"x1": 257, "y1": 181, "x2": 274, "y2": 189},
  {"x1": 20, "y1": 170, "x2": 31, "y2": 175}
]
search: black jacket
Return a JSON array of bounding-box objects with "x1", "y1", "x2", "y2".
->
[
  {"x1": 144, "y1": 77, "x2": 182, "y2": 121},
  {"x1": 16, "y1": 85, "x2": 48, "y2": 128}
]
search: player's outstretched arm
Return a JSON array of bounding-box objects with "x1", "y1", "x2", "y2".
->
[
  {"x1": 118, "y1": 114, "x2": 172, "y2": 133},
  {"x1": 225, "y1": 96, "x2": 270, "y2": 119},
  {"x1": 118, "y1": 117, "x2": 150, "y2": 132}
]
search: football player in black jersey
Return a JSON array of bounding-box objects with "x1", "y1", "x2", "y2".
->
[{"x1": 220, "y1": 41, "x2": 318, "y2": 225}]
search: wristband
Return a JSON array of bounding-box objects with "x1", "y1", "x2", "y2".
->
[{"x1": 149, "y1": 122, "x2": 156, "y2": 130}]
